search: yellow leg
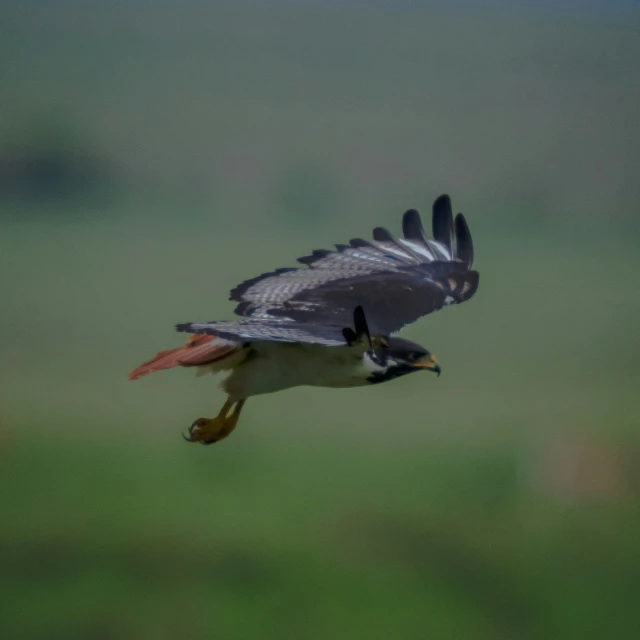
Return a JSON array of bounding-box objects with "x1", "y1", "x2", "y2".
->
[{"x1": 184, "y1": 399, "x2": 246, "y2": 445}]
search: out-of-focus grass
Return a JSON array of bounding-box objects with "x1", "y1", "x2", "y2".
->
[{"x1": 1, "y1": 429, "x2": 639, "y2": 639}]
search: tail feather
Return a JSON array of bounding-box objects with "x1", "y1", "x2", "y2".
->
[{"x1": 128, "y1": 334, "x2": 238, "y2": 380}]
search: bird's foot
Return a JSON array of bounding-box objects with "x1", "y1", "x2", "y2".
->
[
  {"x1": 183, "y1": 399, "x2": 245, "y2": 445},
  {"x1": 183, "y1": 415, "x2": 235, "y2": 445}
]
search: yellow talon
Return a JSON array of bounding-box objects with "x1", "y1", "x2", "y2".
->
[{"x1": 183, "y1": 399, "x2": 245, "y2": 445}]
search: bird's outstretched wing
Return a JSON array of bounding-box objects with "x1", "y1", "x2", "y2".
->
[{"x1": 227, "y1": 195, "x2": 479, "y2": 336}]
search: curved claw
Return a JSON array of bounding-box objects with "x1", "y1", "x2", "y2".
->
[
  {"x1": 182, "y1": 402, "x2": 242, "y2": 446},
  {"x1": 183, "y1": 419, "x2": 218, "y2": 445}
]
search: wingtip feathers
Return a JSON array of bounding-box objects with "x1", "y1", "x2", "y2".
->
[
  {"x1": 432, "y1": 194, "x2": 454, "y2": 255},
  {"x1": 454, "y1": 213, "x2": 474, "y2": 268}
]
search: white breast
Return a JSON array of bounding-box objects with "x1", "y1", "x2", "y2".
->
[{"x1": 220, "y1": 342, "x2": 383, "y2": 400}]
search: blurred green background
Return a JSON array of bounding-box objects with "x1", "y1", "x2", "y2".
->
[{"x1": 1, "y1": 2, "x2": 639, "y2": 638}]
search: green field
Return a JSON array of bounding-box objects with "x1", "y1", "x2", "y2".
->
[
  {"x1": 2, "y1": 430, "x2": 639, "y2": 640},
  {"x1": 1, "y1": 3, "x2": 640, "y2": 639}
]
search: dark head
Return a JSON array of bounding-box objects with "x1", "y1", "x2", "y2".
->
[{"x1": 366, "y1": 336, "x2": 440, "y2": 384}]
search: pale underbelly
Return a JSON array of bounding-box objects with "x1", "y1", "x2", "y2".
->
[{"x1": 220, "y1": 344, "x2": 374, "y2": 399}]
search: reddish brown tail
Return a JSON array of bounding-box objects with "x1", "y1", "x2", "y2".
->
[{"x1": 129, "y1": 334, "x2": 237, "y2": 380}]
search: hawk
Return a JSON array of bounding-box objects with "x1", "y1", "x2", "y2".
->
[{"x1": 129, "y1": 194, "x2": 479, "y2": 445}]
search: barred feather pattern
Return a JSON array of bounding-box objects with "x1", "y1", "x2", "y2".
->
[{"x1": 176, "y1": 320, "x2": 347, "y2": 346}]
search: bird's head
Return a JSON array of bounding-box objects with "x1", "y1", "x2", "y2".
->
[{"x1": 367, "y1": 336, "x2": 440, "y2": 383}]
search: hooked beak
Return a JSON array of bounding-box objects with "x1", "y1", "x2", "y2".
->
[{"x1": 413, "y1": 354, "x2": 441, "y2": 376}]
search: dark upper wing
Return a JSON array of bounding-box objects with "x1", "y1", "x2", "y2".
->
[{"x1": 229, "y1": 195, "x2": 479, "y2": 336}]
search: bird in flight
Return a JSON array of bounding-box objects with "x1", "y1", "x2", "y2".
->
[{"x1": 129, "y1": 194, "x2": 479, "y2": 445}]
